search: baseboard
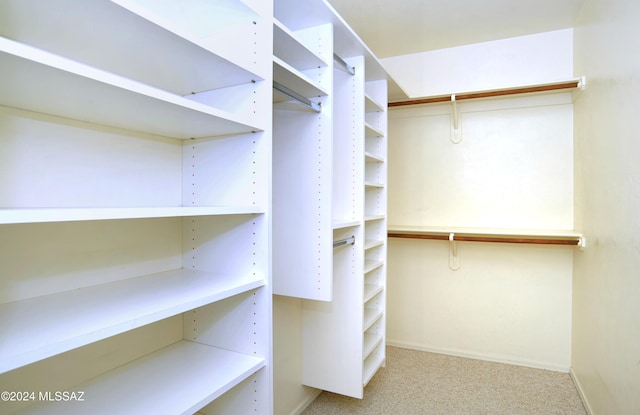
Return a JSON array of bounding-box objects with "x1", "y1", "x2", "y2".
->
[
  {"x1": 570, "y1": 368, "x2": 594, "y2": 415},
  {"x1": 386, "y1": 339, "x2": 570, "y2": 373},
  {"x1": 288, "y1": 389, "x2": 322, "y2": 415}
]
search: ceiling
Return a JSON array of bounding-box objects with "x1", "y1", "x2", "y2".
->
[{"x1": 326, "y1": 0, "x2": 585, "y2": 59}]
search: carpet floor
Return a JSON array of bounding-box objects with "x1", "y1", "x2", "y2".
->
[{"x1": 301, "y1": 346, "x2": 587, "y2": 415}]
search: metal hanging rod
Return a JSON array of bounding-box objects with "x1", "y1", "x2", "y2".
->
[
  {"x1": 333, "y1": 53, "x2": 355, "y2": 76},
  {"x1": 333, "y1": 236, "x2": 355, "y2": 248},
  {"x1": 273, "y1": 81, "x2": 322, "y2": 112}
]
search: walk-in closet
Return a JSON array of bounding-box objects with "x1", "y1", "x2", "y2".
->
[{"x1": 1, "y1": 0, "x2": 638, "y2": 414}]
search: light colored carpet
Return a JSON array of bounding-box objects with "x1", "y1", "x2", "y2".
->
[{"x1": 301, "y1": 346, "x2": 587, "y2": 415}]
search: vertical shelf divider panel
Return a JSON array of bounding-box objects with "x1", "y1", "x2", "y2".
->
[
  {"x1": 272, "y1": 18, "x2": 334, "y2": 301},
  {"x1": 302, "y1": 55, "x2": 366, "y2": 398},
  {"x1": 0, "y1": 0, "x2": 273, "y2": 414}
]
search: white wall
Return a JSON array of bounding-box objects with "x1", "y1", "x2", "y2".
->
[
  {"x1": 386, "y1": 31, "x2": 576, "y2": 371},
  {"x1": 382, "y1": 29, "x2": 574, "y2": 100},
  {"x1": 572, "y1": 0, "x2": 640, "y2": 413}
]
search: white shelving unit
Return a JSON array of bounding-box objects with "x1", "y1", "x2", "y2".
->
[
  {"x1": 0, "y1": 0, "x2": 272, "y2": 414},
  {"x1": 272, "y1": 4, "x2": 333, "y2": 300},
  {"x1": 272, "y1": 0, "x2": 390, "y2": 399}
]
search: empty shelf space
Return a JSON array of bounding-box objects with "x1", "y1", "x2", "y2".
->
[
  {"x1": 364, "y1": 214, "x2": 385, "y2": 222},
  {"x1": 333, "y1": 219, "x2": 361, "y2": 230},
  {"x1": 0, "y1": 206, "x2": 264, "y2": 225},
  {"x1": 273, "y1": 57, "x2": 329, "y2": 102},
  {"x1": 112, "y1": 0, "x2": 268, "y2": 83},
  {"x1": 365, "y1": 122, "x2": 385, "y2": 138},
  {"x1": 0, "y1": 38, "x2": 264, "y2": 139},
  {"x1": 3, "y1": 0, "x2": 266, "y2": 94},
  {"x1": 363, "y1": 350, "x2": 385, "y2": 387},
  {"x1": 12, "y1": 341, "x2": 265, "y2": 415},
  {"x1": 365, "y1": 152, "x2": 385, "y2": 163},
  {"x1": 387, "y1": 225, "x2": 584, "y2": 246},
  {"x1": 364, "y1": 283, "x2": 384, "y2": 303},
  {"x1": 363, "y1": 308, "x2": 384, "y2": 332},
  {"x1": 273, "y1": 19, "x2": 328, "y2": 70},
  {"x1": 364, "y1": 239, "x2": 384, "y2": 250},
  {"x1": 365, "y1": 93, "x2": 385, "y2": 112},
  {"x1": 0, "y1": 270, "x2": 265, "y2": 373},
  {"x1": 363, "y1": 332, "x2": 383, "y2": 360},
  {"x1": 364, "y1": 259, "x2": 384, "y2": 275}
]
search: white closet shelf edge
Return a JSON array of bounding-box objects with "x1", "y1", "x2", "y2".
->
[
  {"x1": 387, "y1": 225, "x2": 583, "y2": 240},
  {"x1": 0, "y1": 270, "x2": 265, "y2": 374},
  {"x1": 0, "y1": 37, "x2": 265, "y2": 139},
  {"x1": 11, "y1": 341, "x2": 265, "y2": 415},
  {"x1": 0, "y1": 206, "x2": 265, "y2": 224}
]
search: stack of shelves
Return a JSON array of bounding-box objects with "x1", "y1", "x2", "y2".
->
[
  {"x1": 272, "y1": 0, "x2": 390, "y2": 400},
  {"x1": 362, "y1": 78, "x2": 388, "y2": 387},
  {"x1": 272, "y1": 3, "x2": 333, "y2": 301},
  {"x1": 0, "y1": 0, "x2": 272, "y2": 414}
]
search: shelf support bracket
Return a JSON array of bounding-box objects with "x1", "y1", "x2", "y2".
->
[
  {"x1": 273, "y1": 81, "x2": 322, "y2": 112},
  {"x1": 451, "y1": 94, "x2": 462, "y2": 144},
  {"x1": 449, "y1": 233, "x2": 460, "y2": 271},
  {"x1": 333, "y1": 53, "x2": 355, "y2": 75}
]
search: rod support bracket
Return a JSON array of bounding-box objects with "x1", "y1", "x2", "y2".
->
[
  {"x1": 449, "y1": 232, "x2": 460, "y2": 271},
  {"x1": 451, "y1": 94, "x2": 462, "y2": 144}
]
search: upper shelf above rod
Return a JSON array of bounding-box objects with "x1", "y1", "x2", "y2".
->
[
  {"x1": 387, "y1": 226, "x2": 585, "y2": 248},
  {"x1": 388, "y1": 77, "x2": 586, "y2": 108}
]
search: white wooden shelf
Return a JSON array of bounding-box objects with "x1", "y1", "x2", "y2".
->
[
  {"x1": 2, "y1": 0, "x2": 266, "y2": 96},
  {"x1": 365, "y1": 181, "x2": 385, "y2": 189},
  {"x1": 273, "y1": 57, "x2": 329, "y2": 103},
  {"x1": 388, "y1": 225, "x2": 585, "y2": 246},
  {"x1": 365, "y1": 122, "x2": 385, "y2": 138},
  {"x1": 364, "y1": 214, "x2": 385, "y2": 222},
  {"x1": 0, "y1": 270, "x2": 264, "y2": 374},
  {"x1": 333, "y1": 219, "x2": 361, "y2": 230},
  {"x1": 112, "y1": 0, "x2": 267, "y2": 81},
  {"x1": 273, "y1": 19, "x2": 328, "y2": 70},
  {"x1": 363, "y1": 308, "x2": 383, "y2": 333},
  {"x1": 363, "y1": 351, "x2": 384, "y2": 386},
  {"x1": 363, "y1": 333, "x2": 383, "y2": 360},
  {"x1": 365, "y1": 93, "x2": 385, "y2": 113},
  {"x1": 364, "y1": 283, "x2": 384, "y2": 303},
  {"x1": 364, "y1": 239, "x2": 384, "y2": 250},
  {"x1": 365, "y1": 152, "x2": 385, "y2": 163},
  {"x1": 364, "y1": 259, "x2": 384, "y2": 275},
  {"x1": 13, "y1": 341, "x2": 265, "y2": 415},
  {"x1": 0, "y1": 37, "x2": 264, "y2": 139},
  {"x1": 0, "y1": 207, "x2": 264, "y2": 225}
]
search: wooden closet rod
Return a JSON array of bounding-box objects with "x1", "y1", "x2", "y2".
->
[
  {"x1": 387, "y1": 232, "x2": 581, "y2": 246},
  {"x1": 388, "y1": 80, "x2": 580, "y2": 107}
]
